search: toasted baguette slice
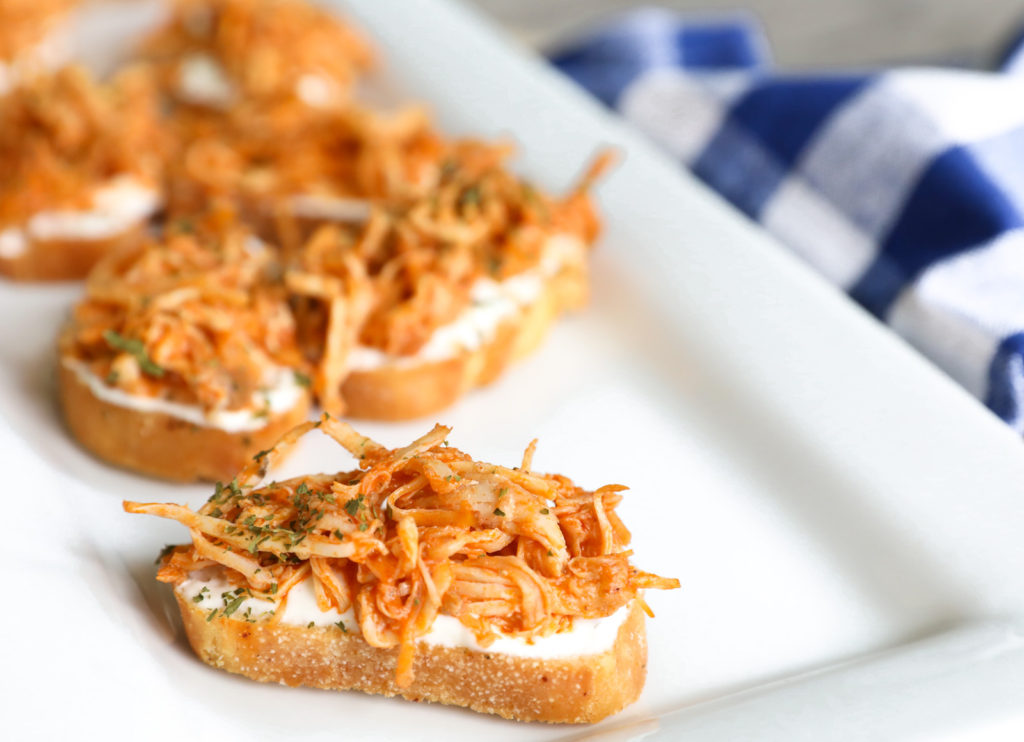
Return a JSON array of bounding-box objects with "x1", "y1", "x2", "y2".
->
[
  {"x1": 340, "y1": 259, "x2": 588, "y2": 421},
  {"x1": 58, "y1": 360, "x2": 311, "y2": 482},
  {"x1": 175, "y1": 587, "x2": 647, "y2": 724},
  {"x1": 0, "y1": 225, "x2": 147, "y2": 282}
]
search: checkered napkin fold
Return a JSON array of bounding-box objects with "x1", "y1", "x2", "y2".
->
[{"x1": 551, "y1": 10, "x2": 1024, "y2": 433}]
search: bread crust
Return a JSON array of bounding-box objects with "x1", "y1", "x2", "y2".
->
[
  {"x1": 341, "y1": 262, "x2": 588, "y2": 421},
  {"x1": 58, "y1": 361, "x2": 312, "y2": 482},
  {"x1": 175, "y1": 590, "x2": 646, "y2": 724},
  {"x1": 0, "y1": 224, "x2": 148, "y2": 282}
]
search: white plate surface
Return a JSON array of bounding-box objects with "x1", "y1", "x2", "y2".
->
[{"x1": 3, "y1": 1, "x2": 1024, "y2": 740}]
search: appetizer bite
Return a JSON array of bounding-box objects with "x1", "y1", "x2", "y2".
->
[
  {"x1": 166, "y1": 103, "x2": 444, "y2": 243},
  {"x1": 0, "y1": 66, "x2": 164, "y2": 281},
  {"x1": 59, "y1": 221, "x2": 311, "y2": 481},
  {"x1": 0, "y1": 0, "x2": 75, "y2": 96},
  {"x1": 125, "y1": 417, "x2": 679, "y2": 723},
  {"x1": 140, "y1": 0, "x2": 372, "y2": 110},
  {"x1": 289, "y1": 148, "x2": 609, "y2": 420}
]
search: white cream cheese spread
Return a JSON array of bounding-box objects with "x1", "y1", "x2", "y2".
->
[
  {"x1": 0, "y1": 229, "x2": 28, "y2": 260},
  {"x1": 178, "y1": 567, "x2": 629, "y2": 658},
  {"x1": 177, "y1": 53, "x2": 235, "y2": 106},
  {"x1": 289, "y1": 193, "x2": 372, "y2": 223},
  {"x1": 178, "y1": 54, "x2": 342, "y2": 108},
  {"x1": 295, "y1": 73, "x2": 341, "y2": 108},
  {"x1": 28, "y1": 176, "x2": 160, "y2": 242},
  {"x1": 63, "y1": 359, "x2": 305, "y2": 433}
]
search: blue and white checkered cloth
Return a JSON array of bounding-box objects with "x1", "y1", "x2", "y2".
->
[{"x1": 551, "y1": 9, "x2": 1024, "y2": 432}]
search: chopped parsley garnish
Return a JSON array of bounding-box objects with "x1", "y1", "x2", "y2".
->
[
  {"x1": 253, "y1": 393, "x2": 271, "y2": 419},
  {"x1": 248, "y1": 533, "x2": 271, "y2": 554},
  {"x1": 493, "y1": 508, "x2": 506, "y2": 517},
  {"x1": 293, "y1": 370, "x2": 312, "y2": 388},
  {"x1": 222, "y1": 594, "x2": 247, "y2": 617},
  {"x1": 335, "y1": 620, "x2": 347, "y2": 632},
  {"x1": 344, "y1": 495, "x2": 363, "y2": 517},
  {"x1": 540, "y1": 508, "x2": 549, "y2": 515},
  {"x1": 102, "y1": 330, "x2": 164, "y2": 377},
  {"x1": 460, "y1": 184, "x2": 481, "y2": 207},
  {"x1": 296, "y1": 482, "x2": 310, "y2": 496},
  {"x1": 253, "y1": 448, "x2": 272, "y2": 462}
]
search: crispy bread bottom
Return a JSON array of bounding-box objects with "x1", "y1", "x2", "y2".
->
[
  {"x1": 58, "y1": 361, "x2": 312, "y2": 482},
  {"x1": 0, "y1": 224, "x2": 147, "y2": 281},
  {"x1": 175, "y1": 588, "x2": 646, "y2": 724}
]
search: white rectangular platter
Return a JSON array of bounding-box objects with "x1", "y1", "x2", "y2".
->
[{"x1": 3, "y1": 1, "x2": 1024, "y2": 739}]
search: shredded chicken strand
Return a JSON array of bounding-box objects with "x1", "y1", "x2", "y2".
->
[{"x1": 125, "y1": 415, "x2": 679, "y2": 686}]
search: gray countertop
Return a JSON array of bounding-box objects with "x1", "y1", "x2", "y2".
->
[{"x1": 468, "y1": 0, "x2": 1024, "y2": 68}]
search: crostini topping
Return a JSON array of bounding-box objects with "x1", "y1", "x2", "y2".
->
[
  {"x1": 287, "y1": 149, "x2": 610, "y2": 412},
  {"x1": 125, "y1": 416, "x2": 679, "y2": 686},
  {"x1": 0, "y1": 66, "x2": 164, "y2": 230},
  {"x1": 140, "y1": 0, "x2": 373, "y2": 107},
  {"x1": 62, "y1": 223, "x2": 305, "y2": 420}
]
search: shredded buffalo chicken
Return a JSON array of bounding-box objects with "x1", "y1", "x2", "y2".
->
[
  {"x1": 166, "y1": 103, "x2": 446, "y2": 222},
  {"x1": 0, "y1": 65, "x2": 164, "y2": 229},
  {"x1": 61, "y1": 218, "x2": 303, "y2": 414},
  {"x1": 140, "y1": 0, "x2": 372, "y2": 107},
  {"x1": 125, "y1": 417, "x2": 679, "y2": 686}
]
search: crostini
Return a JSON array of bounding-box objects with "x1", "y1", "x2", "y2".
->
[
  {"x1": 59, "y1": 222, "x2": 311, "y2": 481},
  {"x1": 289, "y1": 147, "x2": 610, "y2": 419},
  {"x1": 140, "y1": 0, "x2": 372, "y2": 110},
  {"x1": 0, "y1": 66, "x2": 164, "y2": 281},
  {"x1": 125, "y1": 417, "x2": 679, "y2": 723}
]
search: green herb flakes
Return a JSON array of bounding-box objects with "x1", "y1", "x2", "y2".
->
[{"x1": 102, "y1": 330, "x2": 164, "y2": 377}]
